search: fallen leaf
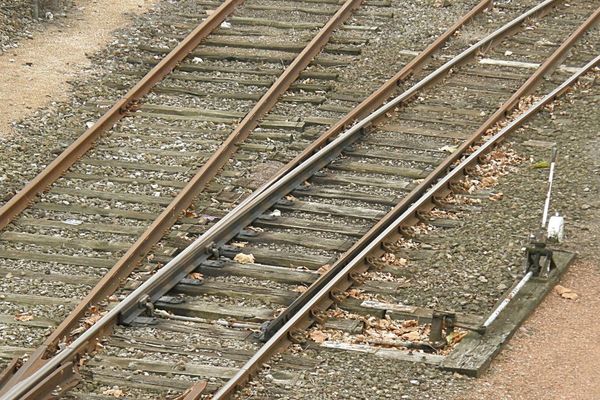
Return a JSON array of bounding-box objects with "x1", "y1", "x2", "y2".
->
[
  {"x1": 84, "y1": 314, "x2": 102, "y2": 327},
  {"x1": 561, "y1": 292, "x2": 578, "y2": 300},
  {"x1": 346, "y1": 288, "x2": 363, "y2": 299},
  {"x1": 187, "y1": 272, "x2": 204, "y2": 281},
  {"x1": 446, "y1": 330, "x2": 468, "y2": 345},
  {"x1": 309, "y1": 330, "x2": 328, "y2": 343},
  {"x1": 234, "y1": 253, "x2": 255, "y2": 264},
  {"x1": 184, "y1": 209, "x2": 198, "y2": 218},
  {"x1": 317, "y1": 264, "x2": 332, "y2": 275},
  {"x1": 554, "y1": 285, "x2": 578, "y2": 300},
  {"x1": 439, "y1": 145, "x2": 458, "y2": 153},
  {"x1": 15, "y1": 313, "x2": 33, "y2": 322},
  {"x1": 402, "y1": 331, "x2": 422, "y2": 341},
  {"x1": 231, "y1": 241, "x2": 248, "y2": 248},
  {"x1": 102, "y1": 388, "x2": 125, "y2": 398},
  {"x1": 533, "y1": 160, "x2": 550, "y2": 169},
  {"x1": 293, "y1": 285, "x2": 308, "y2": 293},
  {"x1": 488, "y1": 192, "x2": 504, "y2": 201}
]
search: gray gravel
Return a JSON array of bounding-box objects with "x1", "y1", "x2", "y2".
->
[{"x1": 0, "y1": 0, "x2": 73, "y2": 54}]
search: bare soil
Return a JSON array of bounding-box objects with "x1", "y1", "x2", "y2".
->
[{"x1": 0, "y1": 0, "x2": 156, "y2": 136}]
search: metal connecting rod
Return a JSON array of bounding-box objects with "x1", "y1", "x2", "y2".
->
[{"x1": 541, "y1": 147, "x2": 558, "y2": 228}]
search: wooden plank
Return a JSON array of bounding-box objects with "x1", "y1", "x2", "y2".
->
[
  {"x1": 0, "y1": 248, "x2": 114, "y2": 269},
  {"x1": 32, "y1": 202, "x2": 164, "y2": 222},
  {"x1": 0, "y1": 292, "x2": 79, "y2": 306},
  {"x1": 344, "y1": 148, "x2": 441, "y2": 164},
  {"x1": 234, "y1": 248, "x2": 331, "y2": 270},
  {"x1": 320, "y1": 342, "x2": 444, "y2": 365},
  {"x1": 80, "y1": 158, "x2": 193, "y2": 174},
  {"x1": 441, "y1": 251, "x2": 575, "y2": 376},
  {"x1": 156, "y1": 298, "x2": 274, "y2": 322},
  {"x1": 0, "y1": 314, "x2": 57, "y2": 328},
  {"x1": 0, "y1": 346, "x2": 33, "y2": 361},
  {"x1": 276, "y1": 199, "x2": 386, "y2": 220},
  {"x1": 0, "y1": 265, "x2": 98, "y2": 286},
  {"x1": 310, "y1": 172, "x2": 410, "y2": 190},
  {"x1": 75, "y1": 371, "x2": 194, "y2": 394},
  {"x1": 197, "y1": 260, "x2": 318, "y2": 285},
  {"x1": 94, "y1": 146, "x2": 211, "y2": 159},
  {"x1": 139, "y1": 44, "x2": 351, "y2": 67},
  {"x1": 89, "y1": 356, "x2": 237, "y2": 379},
  {"x1": 202, "y1": 36, "x2": 361, "y2": 55},
  {"x1": 50, "y1": 187, "x2": 173, "y2": 206},
  {"x1": 173, "y1": 281, "x2": 297, "y2": 305},
  {"x1": 329, "y1": 160, "x2": 427, "y2": 178},
  {"x1": 372, "y1": 125, "x2": 469, "y2": 141},
  {"x1": 62, "y1": 172, "x2": 189, "y2": 189},
  {"x1": 126, "y1": 55, "x2": 338, "y2": 80},
  {"x1": 240, "y1": 231, "x2": 353, "y2": 252},
  {"x1": 254, "y1": 215, "x2": 366, "y2": 237},
  {"x1": 0, "y1": 231, "x2": 162, "y2": 255},
  {"x1": 156, "y1": 85, "x2": 325, "y2": 104},
  {"x1": 358, "y1": 300, "x2": 483, "y2": 328},
  {"x1": 323, "y1": 318, "x2": 364, "y2": 333}
]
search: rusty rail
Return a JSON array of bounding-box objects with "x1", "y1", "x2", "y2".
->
[
  {"x1": 233, "y1": 0, "x2": 492, "y2": 219},
  {"x1": 0, "y1": 1, "x2": 363, "y2": 398},
  {"x1": 0, "y1": 0, "x2": 244, "y2": 393},
  {"x1": 0, "y1": 0, "x2": 244, "y2": 231}
]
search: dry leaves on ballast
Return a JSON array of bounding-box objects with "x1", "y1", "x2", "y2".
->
[
  {"x1": 14, "y1": 313, "x2": 33, "y2": 322},
  {"x1": 102, "y1": 388, "x2": 125, "y2": 398}
]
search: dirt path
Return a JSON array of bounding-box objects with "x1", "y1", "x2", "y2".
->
[
  {"x1": 462, "y1": 259, "x2": 600, "y2": 400},
  {"x1": 0, "y1": 0, "x2": 156, "y2": 137}
]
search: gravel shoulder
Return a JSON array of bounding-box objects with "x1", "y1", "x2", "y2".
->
[
  {"x1": 0, "y1": 0, "x2": 156, "y2": 136},
  {"x1": 459, "y1": 78, "x2": 600, "y2": 400}
]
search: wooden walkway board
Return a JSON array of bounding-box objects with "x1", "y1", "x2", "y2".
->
[{"x1": 441, "y1": 251, "x2": 575, "y2": 377}]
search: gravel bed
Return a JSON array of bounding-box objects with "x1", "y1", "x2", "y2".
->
[
  {"x1": 0, "y1": 258, "x2": 109, "y2": 277},
  {"x1": 56, "y1": 177, "x2": 181, "y2": 197},
  {"x1": 297, "y1": 195, "x2": 391, "y2": 212},
  {"x1": 111, "y1": 323, "x2": 260, "y2": 352},
  {"x1": 258, "y1": 226, "x2": 357, "y2": 242},
  {"x1": 8, "y1": 223, "x2": 134, "y2": 244},
  {"x1": 0, "y1": 323, "x2": 50, "y2": 348},
  {"x1": 21, "y1": 207, "x2": 151, "y2": 228},
  {"x1": 0, "y1": 276, "x2": 92, "y2": 299},
  {"x1": 279, "y1": 210, "x2": 376, "y2": 228},
  {"x1": 68, "y1": 163, "x2": 194, "y2": 185},
  {"x1": 0, "y1": 242, "x2": 121, "y2": 259},
  {"x1": 247, "y1": 241, "x2": 340, "y2": 260},
  {"x1": 39, "y1": 192, "x2": 164, "y2": 214},
  {"x1": 0, "y1": 301, "x2": 71, "y2": 324},
  {"x1": 237, "y1": 348, "x2": 471, "y2": 400},
  {"x1": 0, "y1": 0, "x2": 73, "y2": 53}
]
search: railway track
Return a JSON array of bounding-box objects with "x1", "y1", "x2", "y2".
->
[{"x1": 0, "y1": 0, "x2": 598, "y2": 398}]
